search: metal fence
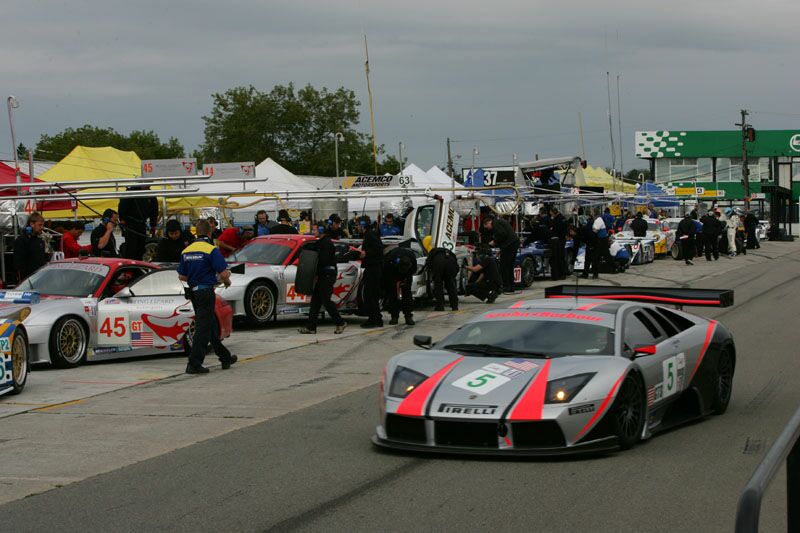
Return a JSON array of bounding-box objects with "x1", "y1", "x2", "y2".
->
[{"x1": 735, "y1": 405, "x2": 800, "y2": 532}]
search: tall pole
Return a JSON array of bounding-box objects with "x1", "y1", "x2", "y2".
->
[
  {"x1": 6, "y1": 95, "x2": 20, "y2": 192},
  {"x1": 363, "y1": 35, "x2": 378, "y2": 175},
  {"x1": 398, "y1": 141, "x2": 405, "y2": 174},
  {"x1": 606, "y1": 72, "x2": 616, "y2": 174},
  {"x1": 616, "y1": 73, "x2": 624, "y2": 176},
  {"x1": 738, "y1": 109, "x2": 751, "y2": 210},
  {"x1": 446, "y1": 137, "x2": 454, "y2": 178},
  {"x1": 333, "y1": 132, "x2": 344, "y2": 178},
  {"x1": 577, "y1": 112, "x2": 586, "y2": 161}
]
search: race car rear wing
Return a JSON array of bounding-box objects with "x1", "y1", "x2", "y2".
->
[{"x1": 544, "y1": 285, "x2": 733, "y2": 308}]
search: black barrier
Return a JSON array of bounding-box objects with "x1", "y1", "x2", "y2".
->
[{"x1": 735, "y1": 405, "x2": 800, "y2": 532}]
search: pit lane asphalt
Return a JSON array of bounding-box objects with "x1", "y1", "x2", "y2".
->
[{"x1": 1, "y1": 243, "x2": 798, "y2": 532}]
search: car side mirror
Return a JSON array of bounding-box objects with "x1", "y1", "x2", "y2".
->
[
  {"x1": 632, "y1": 344, "x2": 657, "y2": 357},
  {"x1": 413, "y1": 335, "x2": 432, "y2": 349},
  {"x1": 114, "y1": 287, "x2": 133, "y2": 298}
]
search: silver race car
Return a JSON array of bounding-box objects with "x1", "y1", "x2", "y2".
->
[{"x1": 373, "y1": 285, "x2": 735, "y2": 455}]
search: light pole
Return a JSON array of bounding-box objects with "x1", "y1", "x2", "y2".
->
[
  {"x1": 398, "y1": 142, "x2": 405, "y2": 174},
  {"x1": 6, "y1": 95, "x2": 20, "y2": 188},
  {"x1": 471, "y1": 147, "x2": 479, "y2": 185},
  {"x1": 333, "y1": 132, "x2": 344, "y2": 178}
]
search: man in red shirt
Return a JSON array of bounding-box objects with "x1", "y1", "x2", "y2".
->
[
  {"x1": 62, "y1": 221, "x2": 92, "y2": 259},
  {"x1": 217, "y1": 224, "x2": 254, "y2": 258}
]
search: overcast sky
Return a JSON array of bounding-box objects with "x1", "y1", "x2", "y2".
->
[{"x1": 2, "y1": 0, "x2": 799, "y2": 174}]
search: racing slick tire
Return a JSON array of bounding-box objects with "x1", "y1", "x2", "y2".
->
[
  {"x1": 670, "y1": 242, "x2": 681, "y2": 260},
  {"x1": 49, "y1": 316, "x2": 88, "y2": 368},
  {"x1": 9, "y1": 328, "x2": 28, "y2": 395},
  {"x1": 520, "y1": 257, "x2": 535, "y2": 287},
  {"x1": 610, "y1": 373, "x2": 646, "y2": 450},
  {"x1": 711, "y1": 348, "x2": 735, "y2": 415},
  {"x1": 244, "y1": 281, "x2": 276, "y2": 326}
]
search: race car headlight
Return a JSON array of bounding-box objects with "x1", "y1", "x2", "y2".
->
[
  {"x1": 388, "y1": 366, "x2": 428, "y2": 398},
  {"x1": 545, "y1": 373, "x2": 595, "y2": 404}
]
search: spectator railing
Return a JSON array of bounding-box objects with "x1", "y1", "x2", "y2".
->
[{"x1": 735, "y1": 404, "x2": 800, "y2": 532}]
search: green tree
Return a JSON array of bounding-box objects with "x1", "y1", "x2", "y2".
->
[
  {"x1": 198, "y1": 83, "x2": 395, "y2": 176},
  {"x1": 625, "y1": 168, "x2": 651, "y2": 182},
  {"x1": 16, "y1": 143, "x2": 29, "y2": 159},
  {"x1": 33, "y1": 125, "x2": 184, "y2": 161}
]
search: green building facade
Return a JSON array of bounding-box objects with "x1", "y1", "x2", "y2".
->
[{"x1": 635, "y1": 130, "x2": 800, "y2": 201}]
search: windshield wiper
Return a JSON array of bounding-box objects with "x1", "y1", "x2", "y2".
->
[{"x1": 441, "y1": 343, "x2": 549, "y2": 358}]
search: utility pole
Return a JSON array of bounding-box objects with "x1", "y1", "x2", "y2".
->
[
  {"x1": 736, "y1": 109, "x2": 751, "y2": 210},
  {"x1": 398, "y1": 142, "x2": 405, "y2": 174},
  {"x1": 446, "y1": 137, "x2": 455, "y2": 178},
  {"x1": 606, "y1": 72, "x2": 616, "y2": 173},
  {"x1": 577, "y1": 112, "x2": 586, "y2": 161}
]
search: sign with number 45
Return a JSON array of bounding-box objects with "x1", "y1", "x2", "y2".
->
[{"x1": 97, "y1": 311, "x2": 131, "y2": 346}]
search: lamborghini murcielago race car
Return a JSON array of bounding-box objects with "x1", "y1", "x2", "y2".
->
[{"x1": 373, "y1": 285, "x2": 735, "y2": 455}]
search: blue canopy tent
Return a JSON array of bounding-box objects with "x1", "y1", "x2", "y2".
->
[{"x1": 626, "y1": 181, "x2": 680, "y2": 208}]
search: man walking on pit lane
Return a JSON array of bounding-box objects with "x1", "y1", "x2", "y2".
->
[
  {"x1": 676, "y1": 213, "x2": 696, "y2": 265},
  {"x1": 700, "y1": 209, "x2": 722, "y2": 261},
  {"x1": 298, "y1": 220, "x2": 348, "y2": 335},
  {"x1": 178, "y1": 219, "x2": 237, "y2": 374}
]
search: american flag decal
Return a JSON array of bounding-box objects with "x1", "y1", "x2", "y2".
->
[
  {"x1": 647, "y1": 387, "x2": 655, "y2": 406},
  {"x1": 504, "y1": 359, "x2": 539, "y2": 372},
  {"x1": 131, "y1": 331, "x2": 154, "y2": 347}
]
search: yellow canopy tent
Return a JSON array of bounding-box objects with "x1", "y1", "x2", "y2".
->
[
  {"x1": 37, "y1": 146, "x2": 222, "y2": 218},
  {"x1": 582, "y1": 165, "x2": 637, "y2": 194}
]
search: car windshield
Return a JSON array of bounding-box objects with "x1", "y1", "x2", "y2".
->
[
  {"x1": 623, "y1": 220, "x2": 660, "y2": 232},
  {"x1": 18, "y1": 263, "x2": 110, "y2": 297},
  {"x1": 439, "y1": 319, "x2": 614, "y2": 357},
  {"x1": 233, "y1": 241, "x2": 294, "y2": 264}
]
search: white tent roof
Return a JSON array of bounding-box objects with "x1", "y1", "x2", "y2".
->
[
  {"x1": 426, "y1": 165, "x2": 463, "y2": 189},
  {"x1": 196, "y1": 157, "x2": 314, "y2": 195}
]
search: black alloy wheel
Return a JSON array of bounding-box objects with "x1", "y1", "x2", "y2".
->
[
  {"x1": 711, "y1": 349, "x2": 735, "y2": 414},
  {"x1": 611, "y1": 374, "x2": 645, "y2": 450}
]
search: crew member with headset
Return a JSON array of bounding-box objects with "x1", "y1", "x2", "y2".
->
[
  {"x1": 327, "y1": 213, "x2": 347, "y2": 239},
  {"x1": 177, "y1": 219, "x2": 236, "y2": 374},
  {"x1": 254, "y1": 210, "x2": 271, "y2": 236},
  {"x1": 269, "y1": 209, "x2": 299, "y2": 235},
  {"x1": 13, "y1": 211, "x2": 47, "y2": 281},
  {"x1": 359, "y1": 216, "x2": 384, "y2": 328},
  {"x1": 482, "y1": 214, "x2": 520, "y2": 293},
  {"x1": 382, "y1": 243, "x2": 417, "y2": 326},
  {"x1": 91, "y1": 208, "x2": 119, "y2": 257},
  {"x1": 298, "y1": 220, "x2": 349, "y2": 335},
  {"x1": 118, "y1": 187, "x2": 158, "y2": 260},
  {"x1": 155, "y1": 219, "x2": 194, "y2": 262},
  {"x1": 630, "y1": 211, "x2": 648, "y2": 237},
  {"x1": 423, "y1": 236, "x2": 459, "y2": 312}
]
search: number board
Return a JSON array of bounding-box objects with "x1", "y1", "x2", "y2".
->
[
  {"x1": 141, "y1": 158, "x2": 197, "y2": 178},
  {"x1": 97, "y1": 310, "x2": 131, "y2": 346},
  {"x1": 452, "y1": 369, "x2": 510, "y2": 395},
  {"x1": 285, "y1": 283, "x2": 311, "y2": 304},
  {"x1": 662, "y1": 353, "x2": 686, "y2": 399}
]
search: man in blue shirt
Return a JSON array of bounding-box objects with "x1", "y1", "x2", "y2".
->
[
  {"x1": 254, "y1": 210, "x2": 270, "y2": 236},
  {"x1": 177, "y1": 219, "x2": 236, "y2": 374},
  {"x1": 601, "y1": 208, "x2": 615, "y2": 234},
  {"x1": 380, "y1": 214, "x2": 401, "y2": 236}
]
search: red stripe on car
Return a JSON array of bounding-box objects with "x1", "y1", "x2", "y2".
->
[
  {"x1": 575, "y1": 372, "x2": 626, "y2": 441},
  {"x1": 689, "y1": 320, "x2": 717, "y2": 382},
  {"x1": 510, "y1": 300, "x2": 525, "y2": 309},
  {"x1": 396, "y1": 357, "x2": 464, "y2": 417},
  {"x1": 508, "y1": 359, "x2": 552, "y2": 420},
  {"x1": 576, "y1": 302, "x2": 603, "y2": 311}
]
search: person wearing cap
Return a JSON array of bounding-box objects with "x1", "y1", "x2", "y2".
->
[
  {"x1": 61, "y1": 221, "x2": 92, "y2": 259},
  {"x1": 700, "y1": 209, "x2": 722, "y2": 261},
  {"x1": 725, "y1": 208, "x2": 740, "y2": 257},
  {"x1": 217, "y1": 224, "x2": 254, "y2": 258},
  {"x1": 270, "y1": 209, "x2": 298, "y2": 235},
  {"x1": 155, "y1": 219, "x2": 193, "y2": 262},
  {"x1": 676, "y1": 213, "x2": 696, "y2": 265},
  {"x1": 482, "y1": 214, "x2": 519, "y2": 293},
  {"x1": 424, "y1": 244, "x2": 459, "y2": 312},
  {"x1": 178, "y1": 218, "x2": 236, "y2": 374},
  {"x1": 380, "y1": 213, "x2": 401, "y2": 236},
  {"x1": 327, "y1": 213, "x2": 347, "y2": 239},
  {"x1": 382, "y1": 243, "x2": 417, "y2": 325},
  {"x1": 359, "y1": 216, "x2": 384, "y2": 328},
  {"x1": 298, "y1": 220, "x2": 348, "y2": 335}
]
